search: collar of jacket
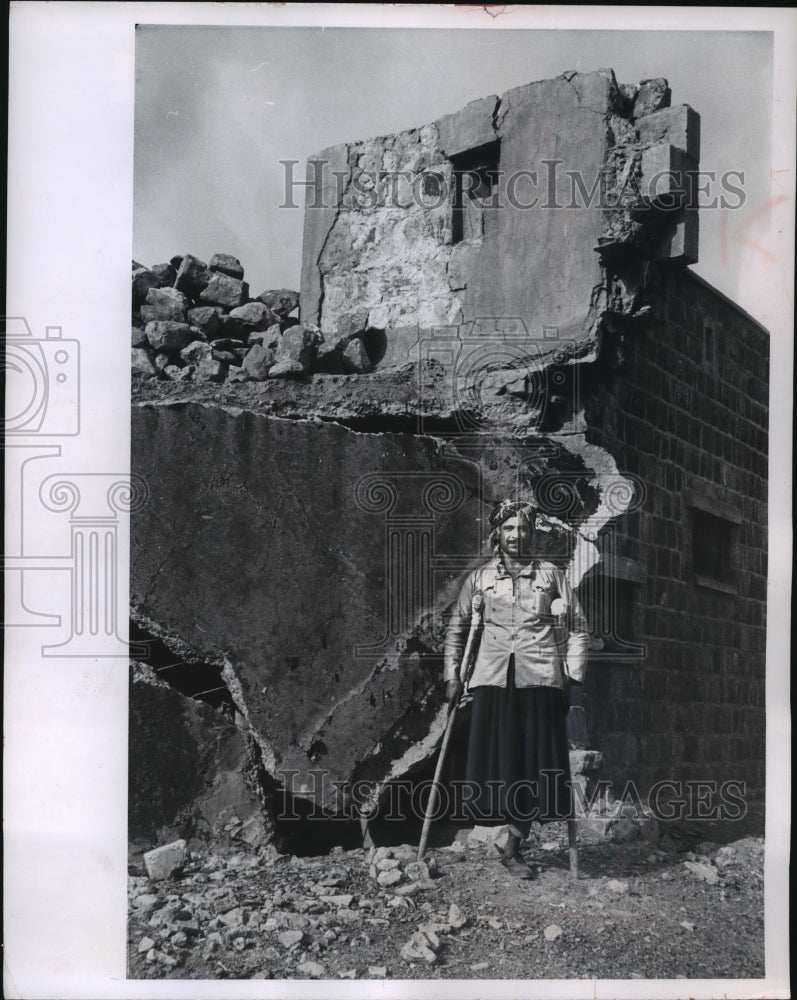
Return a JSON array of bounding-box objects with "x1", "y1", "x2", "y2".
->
[{"x1": 494, "y1": 555, "x2": 540, "y2": 579}]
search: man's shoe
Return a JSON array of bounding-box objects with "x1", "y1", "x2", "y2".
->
[
  {"x1": 495, "y1": 834, "x2": 535, "y2": 879},
  {"x1": 499, "y1": 853, "x2": 535, "y2": 879}
]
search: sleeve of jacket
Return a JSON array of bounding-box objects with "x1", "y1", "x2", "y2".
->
[
  {"x1": 443, "y1": 571, "x2": 478, "y2": 684},
  {"x1": 557, "y1": 570, "x2": 590, "y2": 684}
]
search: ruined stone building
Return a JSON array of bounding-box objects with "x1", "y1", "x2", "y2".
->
[{"x1": 131, "y1": 69, "x2": 767, "y2": 847}]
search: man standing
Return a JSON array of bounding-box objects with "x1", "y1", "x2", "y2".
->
[{"x1": 444, "y1": 498, "x2": 589, "y2": 877}]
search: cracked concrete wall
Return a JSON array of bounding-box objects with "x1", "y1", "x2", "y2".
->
[{"x1": 131, "y1": 401, "x2": 487, "y2": 810}]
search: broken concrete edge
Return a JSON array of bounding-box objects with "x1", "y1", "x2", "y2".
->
[
  {"x1": 221, "y1": 654, "x2": 278, "y2": 776},
  {"x1": 129, "y1": 655, "x2": 278, "y2": 856},
  {"x1": 132, "y1": 298, "x2": 652, "y2": 441},
  {"x1": 316, "y1": 69, "x2": 672, "y2": 158},
  {"x1": 130, "y1": 606, "x2": 282, "y2": 779},
  {"x1": 132, "y1": 600, "x2": 444, "y2": 817},
  {"x1": 131, "y1": 394, "x2": 458, "y2": 455}
]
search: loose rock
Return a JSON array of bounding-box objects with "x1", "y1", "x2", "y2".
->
[
  {"x1": 278, "y1": 929, "x2": 304, "y2": 949},
  {"x1": 248, "y1": 322, "x2": 282, "y2": 350},
  {"x1": 228, "y1": 301, "x2": 278, "y2": 334},
  {"x1": 377, "y1": 869, "x2": 402, "y2": 888},
  {"x1": 199, "y1": 273, "x2": 249, "y2": 310},
  {"x1": 186, "y1": 306, "x2": 223, "y2": 339},
  {"x1": 405, "y1": 859, "x2": 436, "y2": 882},
  {"x1": 140, "y1": 288, "x2": 190, "y2": 323},
  {"x1": 147, "y1": 948, "x2": 178, "y2": 967},
  {"x1": 131, "y1": 348, "x2": 157, "y2": 378},
  {"x1": 144, "y1": 321, "x2": 194, "y2": 355},
  {"x1": 241, "y1": 344, "x2": 275, "y2": 380},
  {"x1": 342, "y1": 337, "x2": 373, "y2": 374},
  {"x1": 268, "y1": 359, "x2": 306, "y2": 378},
  {"x1": 400, "y1": 932, "x2": 437, "y2": 964},
  {"x1": 684, "y1": 860, "x2": 720, "y2": 885},
  {"x1": 150, "y1": 262, "x2": 177, "y2": 287},
  {"x1": 296, "y1": 960, "x2": 325, "y2": 978},
  {"x1": 175, "y1": 254, "x2": 213, "y2": 298},
  {"x1": 209, "y1": 253, "x2": 244, "y2": 280},
  {"x1": 257, "y1": 288, "x2": 299, "y2": 317},
  {"x1": 465, "y1": 825, "x2": 511, "y2": 850},
  {"x1": 180, "y1": 340, "x2": 213, "y2": 365},
  {"x1": 634, "y1": 78, "x2": 671, "y2": 117},
  {"x1": 272, "y1": 324, "x2": 321, "y2": 374},
  {"x1": 144, "y1": 839, "x2": 187, "y2": 881},
  {"x1": 194, "y1": 356, "x2": 227, "y2": 383},
  {"x1": 132, "y1": 267, "x2": 163, "y2": 307}
]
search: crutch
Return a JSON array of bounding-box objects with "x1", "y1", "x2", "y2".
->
[
  {"x1": 553, "y1": 602, "x2": 580, "y2": 880},
  {"x1": 568, "y1": 816, "x2": 578, "y2": 879},
  {"x1": 417, "y1": 594, "x2": 483, "y2": 861}
]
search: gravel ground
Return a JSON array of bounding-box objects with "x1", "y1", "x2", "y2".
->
[{"x1": 127, "y1": 823, "x2": 764, "y2": 982}]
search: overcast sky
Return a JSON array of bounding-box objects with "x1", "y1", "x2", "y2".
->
[{"x1": 134, "y1": 26, "x2": 772, "y2": 321}]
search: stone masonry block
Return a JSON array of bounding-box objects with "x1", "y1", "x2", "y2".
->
[
  {"x1": 639, "y1": 145, "x2": 698, "y2": 209},
  {"x1": 637, "y1": 104, "x2": 701, "y2": 161},
  {"x1": 433, "y1": 94, "x2": 499, "y2": 159}
]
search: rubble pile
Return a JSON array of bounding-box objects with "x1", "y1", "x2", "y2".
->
[
  {"x1": 132, "y1": 253, "x2": 379, "y2": 384},
  {"x1": 127, "y1": 831, "x2": 765, "y2": 980}
]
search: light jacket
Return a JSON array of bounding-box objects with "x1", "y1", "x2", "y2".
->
[{"x1": 443, "y1": 555, "x2": 589, "y2": 690}]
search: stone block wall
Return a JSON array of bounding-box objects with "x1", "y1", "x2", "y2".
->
[{"x1": 582, "y1": 268, "x2": 768, "y2": 796}]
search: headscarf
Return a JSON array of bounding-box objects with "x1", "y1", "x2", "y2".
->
[{"x1": 488, "y1": 498, "x2": 537, "y2": 551}]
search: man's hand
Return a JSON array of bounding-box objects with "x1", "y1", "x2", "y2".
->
[{"x1": 445, "y1": 678, "x2": 463, "y2": 709}]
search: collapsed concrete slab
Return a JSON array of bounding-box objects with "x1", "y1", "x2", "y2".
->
[{"x1": 131, "y1": 402, "x2": 487, "y2": 812}]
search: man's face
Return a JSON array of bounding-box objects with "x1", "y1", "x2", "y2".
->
[{"x1": 498, "y1": 514, "x2": 534, "y2": 558}]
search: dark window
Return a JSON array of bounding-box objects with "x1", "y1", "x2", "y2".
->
[
  {"x1": 691, "y1": 507, "x2": 737, "y2": 588},
  {"x1": 422, "y1": 173, "x2": 443, "y2": 199},
  {"x1": 449, "y1": 140, "x2": 501, "y2": 243},
  {"x1": 703, "y1": 323, "x2": 715, "y2": 366}
]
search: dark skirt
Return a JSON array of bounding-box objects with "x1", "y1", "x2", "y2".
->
[{"x1": 463, "y1": 657, "x2": 572, "y2": 834}]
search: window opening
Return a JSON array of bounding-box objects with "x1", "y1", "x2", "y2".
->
[{"x1": 449, "y1": 140, "x2": 501, "y2": 244}]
